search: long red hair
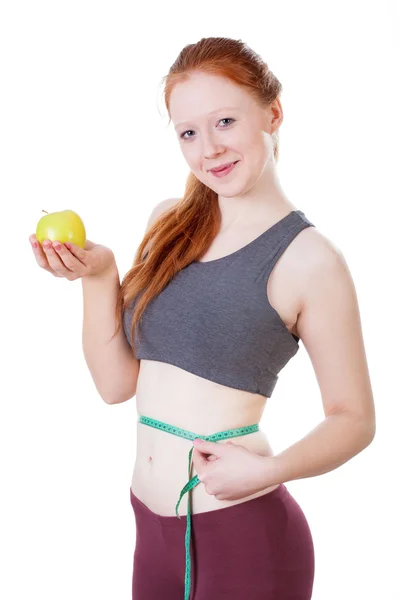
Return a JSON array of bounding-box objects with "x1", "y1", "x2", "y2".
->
[{"x1": 112, "y1": 36, "x2": 283, "y2": 353}]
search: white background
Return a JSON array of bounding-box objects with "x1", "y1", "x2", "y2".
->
[{"x1": 1, "y1": 1, "x2": 399, "y2": 598}]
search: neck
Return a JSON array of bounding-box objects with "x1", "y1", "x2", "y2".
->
[{"x1": 217, "y1": 162, "x2": 295, "y2": 230}]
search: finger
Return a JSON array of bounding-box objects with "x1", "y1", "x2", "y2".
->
[
  {"x1": 193, "y1": 440, "x2": 222, "y2": 456},
  {"x1": 64, "y1": 241, "x2": 91, "y2": 268},
  {"x1": 192, "y1": 447, "x2": 209, "y2": 461},
  {"x1": 52, "y1": 241, "x2": 88, "y2": 272},
  {"x1": 192, "y1": 450, "x2": 209, "y2": 470},
  {"x1": 29, "y1": 236, "x2": 57, "y2": 272},
  {"x1": 42, "y1": 240, "x2": 75, "y2": 275}
]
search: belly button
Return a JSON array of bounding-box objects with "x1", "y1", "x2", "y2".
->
[{"x1": 148, "y1": 456, "x2": 152, "y2": 463}]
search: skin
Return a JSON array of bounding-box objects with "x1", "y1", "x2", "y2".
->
[
  {"x1": 30, "y1": 71, "x2": 376, "y2": 513},
  {"x1": 170, "y1": 70, "x2": 296, "y2": 230}
]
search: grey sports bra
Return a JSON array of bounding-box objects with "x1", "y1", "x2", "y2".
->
[{"x1": 122, "y1": 209, "x2": 315, "y2": 398}]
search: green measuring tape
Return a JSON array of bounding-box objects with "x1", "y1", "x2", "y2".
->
[{"x1": 138, "y1": 415, "x2": 260, "y2": 600}]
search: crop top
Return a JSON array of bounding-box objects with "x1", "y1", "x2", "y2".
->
[{"x1": 122, "y1": 209, "x2": 315, "y2": 398}]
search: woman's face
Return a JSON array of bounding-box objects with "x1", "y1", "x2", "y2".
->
[{"x1": 169, "y1": 71, "x2": 278, "y2": 196}]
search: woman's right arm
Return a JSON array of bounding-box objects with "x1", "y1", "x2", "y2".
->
[
  {"x1": 82, "y1": 196, "x2": 181, "y2": 405},
  {"x1": 81, "y1": 264, "x2": 139, "y2": 405}
]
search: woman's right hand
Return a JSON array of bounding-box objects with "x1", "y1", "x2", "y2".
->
[{"x1": 28, "y1": 235, "x2": 117, "y2": 280}]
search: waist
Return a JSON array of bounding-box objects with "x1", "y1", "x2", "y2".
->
[
  {"x1": 133, "y1": 414, "x2": 276, "y2": 514},
  {"x1": 136, "y1": 414, "x2": 263, "y2": 462},
  {"x1": 135, "y1": 411, "x2": 273, "y2": 458},
  {"x1": 139, "y1": 414, "x2": 260, "y2": 439},
  {"x1": 139, "y1": 415, "x2": 260, "y2": 506}
]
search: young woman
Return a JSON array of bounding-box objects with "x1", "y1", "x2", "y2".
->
[{"x1": 29, "y1": 36, "x2": 376, "y2": 600}]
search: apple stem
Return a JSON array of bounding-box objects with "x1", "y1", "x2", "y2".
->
[{"x1": 42, "y1": 210, "x2": 48, "y2": 214}]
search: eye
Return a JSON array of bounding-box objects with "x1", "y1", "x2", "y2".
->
[{"x1": 180, "y1": 117, "x2": 235, "y2": 140}]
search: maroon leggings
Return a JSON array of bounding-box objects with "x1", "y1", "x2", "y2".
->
[{"x1": 130, "y1": 483, "x2": 315, "y2": 599}]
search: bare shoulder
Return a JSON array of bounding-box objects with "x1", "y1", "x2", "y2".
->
[
  {"x1": 145, "y1": 197, "x2": 182, "y2": 231},
  {"x1": 158, "y1": 196, "x2": 182, "y2": 214},
  {"x1": 273, "y1": 225, "x2": 343, "y2": 313},
  {"x1": 142, "y1": 198, "x2": 182, "y2": 257},
  {"x1": 294, "y1": 224, "x2": 355, "y2": 318},
  {"x1": 268, "y1": 225, "x2": 341, "y2": 332},
  {"x1": 291, "y1": 224, "x2": 344, "y2": 277}
]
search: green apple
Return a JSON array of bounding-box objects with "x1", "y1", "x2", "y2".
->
[{"x1": 36, "y1": 209, "x2": 86, "y2": 248}]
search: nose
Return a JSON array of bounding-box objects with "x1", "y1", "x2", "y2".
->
[{"x1": 201, "y1": 131, "x2": 225, "y2": 161}]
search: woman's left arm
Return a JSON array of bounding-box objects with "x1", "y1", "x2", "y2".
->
[{"x1": 265, "y1": 234, "x2": 376, "y2": 486}]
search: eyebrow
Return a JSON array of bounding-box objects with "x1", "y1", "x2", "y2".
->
[{"x1": 174, "y1": 106, "x2": 240, "y2": 129}]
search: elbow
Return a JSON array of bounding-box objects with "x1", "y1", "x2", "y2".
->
[
  {"x1": 361, "y1": 409, "x2": 376, "y2": 445},
  {"x1": 103, "y1": 390, "x2": 136, "y2": 405},
  {"x1": 357, "y1": 416, "x2": 376, "y2": 449},
  {"x1": 338, "y1": 409, "x2": 376, "y2": 450},
  {"x1": 97, "y1": 379, "x2": 137, "y2": 405},
  {"x1": 103, "y1": 396, "x2": 115, "y2": 405},
  {"x1": 365, "y1": 421, "x2": 376, "y2": 446}
]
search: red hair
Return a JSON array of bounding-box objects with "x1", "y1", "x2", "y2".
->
[{"x1": 112, "y1": 37, "x2": 283, "y2": 353}]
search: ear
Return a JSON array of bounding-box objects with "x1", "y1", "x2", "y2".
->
[{"x1": 262, "y1": 97, "x2": 283, "y2": 137}]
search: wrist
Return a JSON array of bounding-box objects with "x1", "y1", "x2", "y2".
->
[
  {"x1": 82, "y1": 261, "x2": 119, "y2": 283},
  {"x1": 261, "y1": 454, "x2": 285, "y2": 488}
]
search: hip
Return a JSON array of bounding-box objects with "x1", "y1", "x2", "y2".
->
[{"x1": 129, "y1": 481, "x2": 315, "y2": 599}]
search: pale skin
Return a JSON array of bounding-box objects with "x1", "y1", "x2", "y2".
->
[{"x1": 30, "y1": 70, "x2": 376, "y2": 514}]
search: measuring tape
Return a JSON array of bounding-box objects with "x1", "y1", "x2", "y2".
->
[{"x1": 138, "y1": 415, "x2": 260, "y2": 600}]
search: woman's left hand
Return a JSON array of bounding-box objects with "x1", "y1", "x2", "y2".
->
[{"x1": 191, "y1": 438, "x2": 277, "y2": 501}]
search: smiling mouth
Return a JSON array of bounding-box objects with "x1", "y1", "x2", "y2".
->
[{"x1": 209, "y1": 161, "x2": 239, "y2": 172}]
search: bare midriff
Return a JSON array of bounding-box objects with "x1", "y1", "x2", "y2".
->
[{"x1": 130, "y1": 358, "x2": 282, "y2": 517}]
